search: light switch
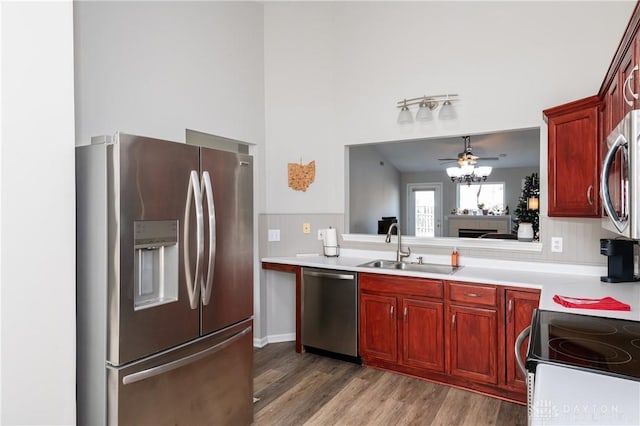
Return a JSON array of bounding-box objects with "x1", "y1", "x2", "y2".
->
[{"x1": 268, "y1": 229, "x2": 280, "y2": 242}]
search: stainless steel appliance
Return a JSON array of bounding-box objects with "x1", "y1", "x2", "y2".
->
[
  {"x1": 301, "y1": 268, "x2": 359, "y2": 359},
  {"x1": 517, "y1": 310, "x2": 640, "y2": 421},
  {"x1": 76, "y1": 133, "x2": 254, "y2": 425},
  {"x1": 602, "y1": 109, "x2": 640, "y2": 238}
]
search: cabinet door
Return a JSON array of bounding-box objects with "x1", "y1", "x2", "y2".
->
[
  {"x1": 504, "y1": 290, "x2": 540, "y2": 392},
  {"x1": 621, "y1": 45, "x2": 638, "y2": 116},
  {"x1": 401, "y1": 297, "x2": 444, "y2": 372},
  {"x1": 448, "y1": 305, "x2": 498, "y2": 385},
  {"x1": 360, "y1": 293, "x2": 397, "y2": 363},
  {"x1": 546, "y1": 98, "x2": 601, "y2": 217}
]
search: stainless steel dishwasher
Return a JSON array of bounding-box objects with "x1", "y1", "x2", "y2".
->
[{"x1": 301, "y1": 268, "x2": 358, "y2": 358}]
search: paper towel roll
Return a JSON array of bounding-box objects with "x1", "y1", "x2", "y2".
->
[{"x1": 323, "y1": 228, "x2": 338, "y2": 256}]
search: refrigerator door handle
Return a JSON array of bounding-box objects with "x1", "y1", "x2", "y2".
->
[
  {"x1": 201, "y1": 171, "x2": 216, "y2": 305},
  {"x1": 121, "y1": 326, "x2": 252, "y2": 385},
  {"x1": 183, "y1": 170, "x2": 204, "y2": 309}
]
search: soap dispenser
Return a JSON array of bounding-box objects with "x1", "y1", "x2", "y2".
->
[{"x1": 451, "y1": 248, "x2": 459, "y2": 267}]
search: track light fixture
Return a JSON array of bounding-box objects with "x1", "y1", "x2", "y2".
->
[{"x1": 396, "y1": 94, "x2": 459, "y2": 124}]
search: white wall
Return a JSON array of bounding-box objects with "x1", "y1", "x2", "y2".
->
[
  {"x1": 263, "y1": 1, "x2": 634, "y2": 215},
  {"x1": 74, "y1": 1, "x2": 265, "y2": 146},
  {"x1": 349, "y1": 145, "x2": 401, "y2": 234},
  {"x1": 1, "y1": 2, "x2": 76, "y2": 424}
]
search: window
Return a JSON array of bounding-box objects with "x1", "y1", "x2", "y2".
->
[{"x1": 458, "y1": 183, "x2": 505, "y2": 212}]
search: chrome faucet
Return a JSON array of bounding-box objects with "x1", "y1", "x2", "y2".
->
[{"x1": 385, "y1": 223, "x2": 411, "y2": 262}]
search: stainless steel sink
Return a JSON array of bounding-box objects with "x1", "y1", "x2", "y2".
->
[{"x1": 358, "y1": 259, "x2": 460, "y2": 275}]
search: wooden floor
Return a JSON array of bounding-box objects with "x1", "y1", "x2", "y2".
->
[{"x1": 253, "y1": 342, "x2": 527, "y2": 426}]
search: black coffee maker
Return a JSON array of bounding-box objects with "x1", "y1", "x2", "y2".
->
[{"x1": 600, "y1": 239, "x2": 638, "y2": 283}]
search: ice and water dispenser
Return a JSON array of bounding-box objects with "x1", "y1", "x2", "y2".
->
[{"x1": 133, "y1": 220, "x2": 179, "y2": 310}]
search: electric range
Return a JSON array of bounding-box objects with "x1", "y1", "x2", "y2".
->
[{"x1": 526, "y1": 309, "x2": 640, "y2": 382}]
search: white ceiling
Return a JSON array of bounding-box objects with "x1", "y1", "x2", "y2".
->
[{"x1": 369, "y1": 128, "x2": 540, "y2": 173}]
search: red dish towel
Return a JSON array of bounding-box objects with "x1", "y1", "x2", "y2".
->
[{"x1": 553, "y1": 294, "x2": 631, "y2": 311}]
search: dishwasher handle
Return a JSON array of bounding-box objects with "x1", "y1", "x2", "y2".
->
[
  {"x1": 515, "y1": 325, "x2": 531, "y2": 377},
  {"x1": 303, "y1": 270, "x2": 355, "y2": 280}
]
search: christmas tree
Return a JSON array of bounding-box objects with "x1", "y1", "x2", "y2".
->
[{"x1": 513, "y1": 172, "x2": 540, "y2": 240}]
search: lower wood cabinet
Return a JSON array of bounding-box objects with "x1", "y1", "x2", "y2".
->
[
  {"x1": 401, "y1": 297, "x2": 444, "y2": 372},
  {"x1": 447, "y1": 304, "x2": 498, "y2": 385},
  {"x1": 359, "y1": 273, "x2": 540, "y2": 405},
  {"x1": 359, "y1": 293, "x2": 397, "y2": 363},
  {"x1": 504, "y1": 288, "x2": 541, "y2": 392},
  {"x1": 359, "y1": 273, "x2": 444, "y2": 374}
]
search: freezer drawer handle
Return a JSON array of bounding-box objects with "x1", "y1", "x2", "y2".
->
[
  {"x1": 183, "y1": 170, "x2": 204, "y2": 309},
  {"x1": 201, "y1": 171, "x2": 216, "y2": 306},
  {"x1": 303, "y1": 271, "x2": 354, "y2": 280},
  {"x1": 122, "y1": 326, "x2": 252, "y2": 385}
]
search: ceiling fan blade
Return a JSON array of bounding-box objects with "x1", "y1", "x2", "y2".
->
[
  {"x1": 478, "y1": 156, "x2": 500, "y2": 161},
  {"x1": 437, "y1": 157, "x2": 459, "y2": 161}
]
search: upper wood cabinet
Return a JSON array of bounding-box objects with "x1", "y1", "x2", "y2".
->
[
  {"x1": 544, "y1": 96, "x2": 603, "y2": 217},
  {"x1": 600, "y1": 2, "x2": 640, "y2": 136}
]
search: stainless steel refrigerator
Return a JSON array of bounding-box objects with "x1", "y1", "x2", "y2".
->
[{"x1": 76, "y1": 132, "x2": 253, "y2": 425}]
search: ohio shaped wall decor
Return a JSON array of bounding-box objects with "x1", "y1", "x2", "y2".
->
[{"x1": 288, "y1": 160, "x2": 315, "y2": 191}]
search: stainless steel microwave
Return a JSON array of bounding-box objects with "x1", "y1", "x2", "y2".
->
[{"x1": 601, "y1": 109, "x2": 640, "y2": 238}]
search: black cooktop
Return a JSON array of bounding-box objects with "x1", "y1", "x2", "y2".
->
[{"x1": 526, "y1": 309, "x2": 640, "y2": 381}]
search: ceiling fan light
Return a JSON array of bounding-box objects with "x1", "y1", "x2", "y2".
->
[
  {"x1": 439, "y1": 100, "x2": 457, "y2": 120},
  {"x1": 397, "y1": 106, "x2": 413, "y2": 124},
  {"x1": 447, "y1": 167, "x2": 462, "y2": 178},
  {"x1": 474, "y1": 166, "x2": 492, "y2": 177},
  {"x1": 460, "y1": 164, "x2": 474, "y2": 175}
]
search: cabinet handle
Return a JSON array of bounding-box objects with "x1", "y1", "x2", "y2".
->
[
  {"x1": 403, "y1": 306, "x2": 408, "y2": 319},
  {"x1": 587, "y1": 185, "x2": 593, "y2": 206},
  {"x1": 390, "y1": 305, "x2": 394, "y2": 318},
  {"x1": 452, "y1": 314, "x2": 456, "y2": 328},
  {"x1": 508, "y1": 299, "x2": 513, "y2": 323},
  {"x1": 464, "y1": 292, "x2": 479, "y2": 298},
  {"x1": 624, "y1": 65, "x2": 639, "y2": 107}
]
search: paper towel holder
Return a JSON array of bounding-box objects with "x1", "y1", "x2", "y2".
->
[{"x1": 322, "y1": 227, "x2": 340, "y2": 257}]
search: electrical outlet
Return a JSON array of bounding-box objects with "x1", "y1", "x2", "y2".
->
[
  {"x1": 551, "y1": 237, "x2": 563, "y2": 253},
  {"x1": 268, "y1": 229, "x2": 280, "y2": 242},
  {"x1": 303, "y1": 223, "x2": 311, "y2": 234},
  {"x1": 317, "y1": 229, "x2": 325, "y2": 241}
]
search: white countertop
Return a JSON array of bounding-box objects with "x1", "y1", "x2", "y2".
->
[
  {"x1": 531, "y1": 364, "x2": 640, "y2": 426},
  {"x1": 262, "y1": 250, "x2": 640, "y2": 321}
]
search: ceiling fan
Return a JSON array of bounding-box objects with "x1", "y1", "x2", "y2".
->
[{"x1": 438, "y1": 136, "x2": 500, "y2": 166}]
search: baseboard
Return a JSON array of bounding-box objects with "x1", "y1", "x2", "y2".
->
[{"x1": 253, "y1": 333, "x2": 295, "y2": 348}]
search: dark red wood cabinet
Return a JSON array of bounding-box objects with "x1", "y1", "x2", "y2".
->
[
  {"x1": 359, "y1": 273, "x2": 445, "y2": 373},
  {"x1": 445, "y1": 281, "x2": 501, "y2": 386},
  {"x1": 401, "y1": 297, "x2": 444, "y2": 372},
  {"x1": 544, "y1": 96, "x2": 602, "y2": 217},
  {"x1": 359, "y1": 292, "x2": 397, "y2": 363},
  {"x1": 504, "y1": 289, "x2": 541, "y2": 392}
]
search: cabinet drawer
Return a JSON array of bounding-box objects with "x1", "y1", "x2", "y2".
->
[
  {"x1": 360, "y1": 273, "x2": 443, "y2": 299},
  {"x1": 447, "y1": 282, "x2": 497, "y2": 307}
]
